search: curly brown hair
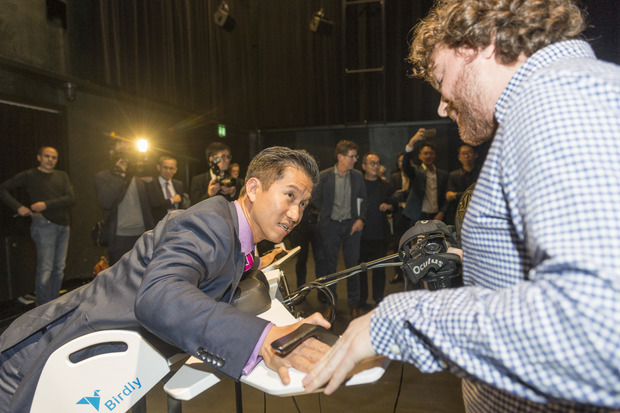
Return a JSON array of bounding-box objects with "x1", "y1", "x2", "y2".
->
[{"x1": 408, "y1": 0, "x2": 588, "y2": 84}]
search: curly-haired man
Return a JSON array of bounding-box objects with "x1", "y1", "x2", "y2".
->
[{"x1": 305, "y1": 1, "x2": 620, "y2": 411}]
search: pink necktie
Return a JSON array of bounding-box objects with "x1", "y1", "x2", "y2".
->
[
  {"x1": 244, "y1": 253, "x2": 254, "y2": 272},
  {"x1": 165, "y1": 182, "x2": 176, "y2": 209}
]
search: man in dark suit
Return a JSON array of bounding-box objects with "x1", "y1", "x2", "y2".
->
[
  {"x1": 312, "y1": 140, "x2": 367, "y2": 320},
  {"x1": 149, "y1": 156, "x2": 190, "y2": 223},
  {"x1": 359, "y1": 153, "x2": 393, "y2": 307},
  {"x1": 0, "y1": 147, "x2": 330, "y2": 412},
  {"x1": 401, "y1": 129, "x2": 450, "y2": 226}
]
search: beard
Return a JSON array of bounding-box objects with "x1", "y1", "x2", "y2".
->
[{"x1": 449, "y1": 65, "x2": 498, "y2": 146}]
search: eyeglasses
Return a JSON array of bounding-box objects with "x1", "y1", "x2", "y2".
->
[
  {"x1": 219, "y1": 154, "x2": 232, "y2": 160},
  {"x1": 364, "y1": 161, "x2": 380, "y2": 166},
  {"x1": 346, "y1": 154, "x2": 359, "y2": 159}
]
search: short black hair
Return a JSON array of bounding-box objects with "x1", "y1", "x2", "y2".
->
[
  {"x1": 205, "y1": 142, "x2": 231, "y2": 161},
  {"x1": 240, "y1": 146, "x2": 319, "y2": 197}
]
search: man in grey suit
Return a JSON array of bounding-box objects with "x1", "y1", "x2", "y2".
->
[
  {"x1": 312, "y1": 140, "x2": 367, "y2": 320},
  {"x1": 0, "y1": 147, "x2": 330, "y2": 413}
]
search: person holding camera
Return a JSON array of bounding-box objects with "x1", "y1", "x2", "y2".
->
[
  {"x1": 94, "y1": 140, "x2": 156, "y2": 265},
  {"x1": 401, "y1": 128, "x2": 450, "y2": 226},
  {"x1": 190, "y1": 142, "x2": 239, "y2": 205}
]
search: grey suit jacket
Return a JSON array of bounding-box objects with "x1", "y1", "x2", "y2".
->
[
  {"x1": 0, "y1": 197, "x2": 268, "y2": 411},
  {"x1": 312, "y1": 166, "x2": 367, "y2": 235}
]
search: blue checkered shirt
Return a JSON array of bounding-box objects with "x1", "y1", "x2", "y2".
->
[{"x1": 371, "y1": 40, "x2": 620, "y2": 408}]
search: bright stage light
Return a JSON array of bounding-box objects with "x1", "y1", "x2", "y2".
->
[{"x1": 137, "y1": 139, "x2": 149, "y2": 152}]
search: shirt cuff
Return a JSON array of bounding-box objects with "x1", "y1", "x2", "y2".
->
[
  {"x1": 405, "y1": 145, "x2": 414, "y2": 153},
  {"x1": 242, "y1": 322, "x2": 274, "y2": 375}
]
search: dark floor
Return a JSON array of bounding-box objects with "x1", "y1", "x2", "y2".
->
[{"x1": 0, "y1": 251, "x2": 465, "y2": 413}]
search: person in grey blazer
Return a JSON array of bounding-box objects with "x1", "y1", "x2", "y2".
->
[
  {"x1": 312, "y1": 140, "x2": 367, "y2": 320},
  {"x1": 0, "y1": 147, "x2": 330, "y2": 413}
]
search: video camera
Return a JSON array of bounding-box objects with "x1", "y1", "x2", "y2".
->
[
  {"x1": 209, "y1": 155, "x2": 237, "y2": 188},
  {"x1": 110, "y1": 149, "x2": 153, "y2": 178}
]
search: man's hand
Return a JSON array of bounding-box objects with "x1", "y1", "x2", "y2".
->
[
  {"x1": 259, "y1": 248, "x2": 285, "y2": 269},
  {"x1": 260, "y1": 312, "x2": 331, "y2": 385},
  {"x1": 447, "y1": 246, "x2": 462, "y2": 259},
  {"x1": 350, "y1": 218, "x2": 364, "y2": 235},
  {"x1": 303, "y1": 311, "x2": 376, "y2": 395},
  {"x1": 17, "y1": 206, "x2": 32, "y2": 217},
  {"x1": 30, "y1": 202, "x2": 47, "y2": 212},
  {"x1": 208, "y1": 179, "x2": 221, "y2": 197},
  {"x1": 220, "y1": 185, "x2": 236, "y2": 196},
  {"x1": 171, "y1": 193, "x2": 182, "y2": 204},
  {"x1": 407, "y1": 128, "x2": 427, "y2": 149},
  {"x1": 446, "y1": 191, "x2": 458, "y2": 201},
  {"x1": 379, "y1": 202, "x2": 392, "y2": 212}
]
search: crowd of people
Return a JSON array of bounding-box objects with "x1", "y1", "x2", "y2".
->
[
  {"x1": 288, "y1": 133, "x2": 482, "y2": 320},
  {"x1": 0, "y1": 131, "x2": 480, "y2": 319}
]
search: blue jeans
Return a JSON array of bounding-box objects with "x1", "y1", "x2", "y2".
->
[{"x1": 30, "y1": 217, "x2": 70, "y2": 306}]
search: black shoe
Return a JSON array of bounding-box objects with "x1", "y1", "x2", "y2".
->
[{"x1": 389, "y1": 273, "x2": 404, "y2": 284}]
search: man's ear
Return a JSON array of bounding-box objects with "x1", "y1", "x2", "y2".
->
[
  {"x1": 480, "y1": 43, "x2": 495, "y2": 60},
  {"x1": 245, "y1": 177, "x2": 261, "y2": 203}
]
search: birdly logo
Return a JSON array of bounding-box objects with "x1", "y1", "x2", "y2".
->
[
  {"x1": 76, "y1": 378, "x2": 142, "y2": 411},
  {"x1": 76, "y1": 390, "x2": 101, "y2": 411}
]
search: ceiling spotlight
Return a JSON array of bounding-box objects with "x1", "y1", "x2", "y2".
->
[
  {"x1": 309, "y1": 8, "x2": 334, "y2": 34},
  {"x1": 214, "y1": 1, "x2": 236, "y2": 32}
]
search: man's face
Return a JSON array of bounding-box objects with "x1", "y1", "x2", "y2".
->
[
  {"x1": 432, "y1": 46, "x2": 497, "y2": 146},
  {"x1": 362, "y1": 154, "x2": 381, "y2": 179},
  {"x1": 249, "y1": 166, "x2": 313, "y2": 244},
  {"x1": 230, "y1": 165, "x2": 240, "y2": 178},
  {"x1": 157, "y1": 159, "x2": 178, "y2": 181},
  {"x1": 37, "y1": 147, "x2": 58, "y2": 173},
  {"x1": 211, "y1": 150, "x2": 231, "y2": 173},
  {"x1": 458, "y1": 145, "x2": 478, "y2": 167},
  {"x1": 418, "y1": 146, "x2": 436, "y2": 167},
  {"x1": 337, "y1": 149, "x2": 358, "y2": 172}
]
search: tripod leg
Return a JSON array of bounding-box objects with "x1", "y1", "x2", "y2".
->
[{"x1": 235, "y1": 381, "x2": 243, "y2": 413}]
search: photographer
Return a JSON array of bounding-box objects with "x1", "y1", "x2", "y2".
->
[
  {"x1": 190, "y1": 142, "x2": 239, "y2": 205},
  {"x1": 94, "y1": 140, "x2": 156, "y2": 265}
]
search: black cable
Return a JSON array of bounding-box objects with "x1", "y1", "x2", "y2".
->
[
  {"x1": 393, "y1": 362, "x2": 404, "y2": 413},
  {"x1": 292, "y1": 396, "x2": 302, "y2": 413}
]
